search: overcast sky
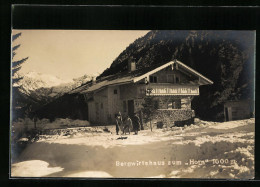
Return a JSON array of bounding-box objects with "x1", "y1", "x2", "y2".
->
[{"x1": 12, "y1": 30, "x2": 149, "y2": 80}]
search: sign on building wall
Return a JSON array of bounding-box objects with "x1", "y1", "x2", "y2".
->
[{"x1": 147, "y1": 85, "x2": 199, "y2": 96}]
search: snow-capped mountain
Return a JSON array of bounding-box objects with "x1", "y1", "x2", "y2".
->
[
  {"x1": 19, "y1": 71, "x2": 73, "y2": 92},
  {"x1": 16, "y1": 71, "x2": 93, "y2": 103}
]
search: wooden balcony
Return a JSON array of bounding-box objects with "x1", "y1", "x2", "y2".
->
[{"x1": 143, "y1": 83, "x2": 200, "y2": 96}]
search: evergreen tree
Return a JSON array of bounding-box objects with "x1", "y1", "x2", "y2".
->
[
  {"x1": 142, "y1": 88, "x2": 158, "y2": 131},
  {"x1": 11, "y1": 32, "x2": 29, "y2": 120}
]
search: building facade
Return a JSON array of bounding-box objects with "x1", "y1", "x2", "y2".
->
[
  {"x1": 80, "y1": 60, "x2": 213, "y2": 125},
  {"x1": 224, "y1": 100, "x2": 253, "y2": 121}
]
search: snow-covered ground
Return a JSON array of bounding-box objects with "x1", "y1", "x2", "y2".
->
[{"x1": 11, "y1": 118, "x2": 255, "y2": 179}]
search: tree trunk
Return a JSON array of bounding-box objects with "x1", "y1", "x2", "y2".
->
[{"x1": 150, "y1": 118, "x2": 152, "y2": 132}]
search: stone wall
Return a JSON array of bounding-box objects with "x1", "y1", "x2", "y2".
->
[{"x1": 153, "y1": 109, "x2": 194, "y2": 126}]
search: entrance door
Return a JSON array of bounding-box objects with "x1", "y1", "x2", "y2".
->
[
  {"x1": 128, "y1": 100, "x2": 134, "y2": 118},
  {"x1": 225, "y1": 107, "x2": 229, "y2": 121},
  {"x1": 225, "y1": 107, "x2": 232, "y2": 121}
]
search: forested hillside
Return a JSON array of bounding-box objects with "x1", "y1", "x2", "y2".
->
[{"x1": 98, "y1": 30, "x2": 254, "y2": 120}]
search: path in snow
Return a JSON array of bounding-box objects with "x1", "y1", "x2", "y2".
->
[{"x1": 11, "y1": 118, "x2": 254, "y2": 179}]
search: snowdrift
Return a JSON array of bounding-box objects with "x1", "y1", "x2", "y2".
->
[
  {"x1": 11, "y1": 118, "x2": 254, "y2": 179},
  {"x1": 12, "y1": 117, "x2": 90, "y2": 131}
]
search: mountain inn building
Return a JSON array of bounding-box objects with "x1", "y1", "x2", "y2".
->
[{"x1": 70, "y1": 60, "x2": 213, "y2": 125}]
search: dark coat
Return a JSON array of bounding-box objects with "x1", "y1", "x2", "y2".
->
[{"x1": 132, "y1": 115, "x2": 140, "y2": 131}]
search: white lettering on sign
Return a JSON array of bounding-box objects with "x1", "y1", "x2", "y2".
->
[{"x1": 146, "y1": 85, "x2": 199, "y2": 95}]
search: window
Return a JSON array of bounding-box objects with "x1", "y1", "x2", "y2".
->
[
  {"x1": 175, "y1": 75, "x2": 180, "y2": 83},
  {"x1": 167, "y1": 74, "x2": 180, "y2": 83},
  {"x1": 149, "y1": 75, "x2": 157, "y2": 83},
  {"x1": 167, "y1": 75, "x2": 174, "y2": 83},
  {"x1": 101, "y1": 103, "x2": 103, "y2": 109},
  {"x1": 154, "y1": 100, "x2": 159, "y2": 109},
  {"x1": 114, "y1": 89, "x2": 117, "y2": 94},
  {"x1": 168, "y1": 99, "x2": 181, "y2": 109},
  {"x1": 167, "y1": 102, "x2": 172, "y2": 109}
]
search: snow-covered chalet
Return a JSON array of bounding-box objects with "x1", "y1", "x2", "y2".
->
[{"x1": 70, "y1": 60, "x2": 213, "y2": 125}]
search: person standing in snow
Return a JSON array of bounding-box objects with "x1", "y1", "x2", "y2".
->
[
  {"x1": 123, "y1": 115, "x2": 132, "y2": 135},
  {"x1": 132, "y1": 112, "x2": 140, "y2": 135},
  {"x1": 115, "y1": 112, "x2": 123, "y2": 135}
]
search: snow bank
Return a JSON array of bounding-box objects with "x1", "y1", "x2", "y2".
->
[
  {"x1": 209, "y1": 118, "x2": 254, "y2": 130},
  {"x1": 11, "y1": 118, "x2": 91, "y2": 143},
  {"x1": 12, "y1": 118, "x2": 90, "y2": 131},
  {"x1": 65, "y1": 171, "x2": 113, "y2": 177},
  {"x1": 11, "y1": 118, "x2": 255, "y2": 179},
  {"x1": 11, "y1": 160, "x2": 63, "y2": 177},
  {"x1": 49, "y1": 118, "x2": 90, "y2": 129}
]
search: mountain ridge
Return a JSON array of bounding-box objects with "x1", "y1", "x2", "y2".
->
[
  {"x1": 16, "y1": 71, "x2": 93, "y2": 105},
  {"x1": 98, "y1": 30, "x2": 254, "y2": 120},
  {"x1": 14, "y1": 30, "x2": 254, "y2": 121}
]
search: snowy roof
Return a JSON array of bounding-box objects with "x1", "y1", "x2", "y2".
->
[
  {"x1": 79, "y1": 60, "x2": 213, "y2": 94},
  {"x1": 133, "y1": 60, "x2": 213, "y2": 85},
  {"x1": 69, "y1": 82, "x2": 91, "y2": 94},
  {"x1": 81, "y1": 76, "x2": 133, "y2": 94}
]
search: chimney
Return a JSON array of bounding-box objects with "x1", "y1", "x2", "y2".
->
[
  {"x1": 128, "y1": 58, "x2": 136, "y2": 72},
  {"x1": 92, "y1": 76, "x2": 96, "y2": 84}
]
